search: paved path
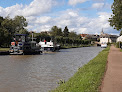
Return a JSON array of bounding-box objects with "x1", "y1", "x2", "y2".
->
[{"x1": 101, "y1": 45, "x2": 122, "y2": 92}]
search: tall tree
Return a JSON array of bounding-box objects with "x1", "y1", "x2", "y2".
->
[
  {"x1": 0, "y1": 16, "x2": 4, "y2": 27},
  {"x1": 69, "y1": 31, "x2": 77, "y2": 39},
  {"x1": 13, "y1": 16, "x2": 28, "y2": 34},
  {"x1": 109, "y1": 0, "x2": 122, "y2": 31},
  {"x1": 0, "y1": 15, "x2": 28, "y2": 47},
  {"x1": 63, "y1": 26, "x2": 69, "y2": 37},
  {"x1": 50, "y1": 26, "x2": 62, "y2": 36},
  {"x1": 1, "y1": 16, "x2": 14, "y2": 35}
]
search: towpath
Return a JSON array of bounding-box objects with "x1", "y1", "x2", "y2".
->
[{"x1": 101, "y1": 45, "x2": 122, "y2": 92}]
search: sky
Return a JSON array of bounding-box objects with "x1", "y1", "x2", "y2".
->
[{"x1": 0, "y1": 0, "x2": 120, "y2": 35}]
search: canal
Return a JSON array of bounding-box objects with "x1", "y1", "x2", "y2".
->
[{"x1": 0, "y1": 47, "x2": 103, "y2": 92}]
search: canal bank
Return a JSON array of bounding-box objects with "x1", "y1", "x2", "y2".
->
[
  {"x1": 0, "y1": 48, "x2": 9, "y2": 55},
  {"x1": 51, "y1": 47, "x2": 110, "y2": 92}
]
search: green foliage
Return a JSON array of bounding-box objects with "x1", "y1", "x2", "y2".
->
[
  {"x1": 48, "y1": 26, "x2": 88, "y2": 47},
  {"x1": 51, "y1": 47, "x2": 110, "y2": 92},
  {"x1": 0, "y1": 16, "x2": 4, "y2": 27},
  {"x1": 50, "y1": 26, "x2": 63, "y2": 36},
  {"x1": 120, "y1": 31, "x2": 122, "y2": 36},
  {"x1": 57, "y1": 79, "x2": 66, "y2": 85},
  {"x1": 69, "y1": 31, "x2": 78, "y2": 39},
  {"x1": 109, "y1": 0, "x2": 122, "y2": 31},
  {"x1": 18, "y1": 29, "x2": 29, "y2": 35},
  {"x1": 0, "y1": 15, "x2": 28, "y2": 47},
  {"x1": 13, "y1": 16, "x2": 28, "y2": 33},
  {"x1": 116, "y1": 42, "x2": 122, "y2": 48},
  {"x1": 63, "y1": 26, "x2": 69, "y2": 37},
  {"x1": 116, "y1": 42, "x2": 119, "y2": 48}
]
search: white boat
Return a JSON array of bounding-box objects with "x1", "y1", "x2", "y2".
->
[{"x1": 39, "y1": 40, "x2": 60, "y2": 52}]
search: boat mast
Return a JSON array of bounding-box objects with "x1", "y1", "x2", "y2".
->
[{"x1": 32, "y1": 31, "x2": 34, "y2": 41}]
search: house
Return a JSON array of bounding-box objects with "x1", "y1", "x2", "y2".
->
[
  {"x1": 81, "y1": 34, "x2": 99, "y2": 41},
  {"x1": 85, "y1": 34, "x2": 99, "y2": 41},
  {"x1": 80, "y1": 34, "x2": 88, "y2": 40},
  {"x1": 100, "y1": 29, "x2": 118, "y2": 44}
]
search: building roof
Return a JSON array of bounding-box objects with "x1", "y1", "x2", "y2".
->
[{"x1": 80, "y1": 34, "x2": 88, "y2": 37}]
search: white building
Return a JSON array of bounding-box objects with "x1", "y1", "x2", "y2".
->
[
  {"x1": 100, "y1": 29, "x2": 118, "y2": 44},
  {"x1": 100, "y1": 38, "x2": 112, "y2": 44},
  {"x1": 116, "y1": 36, "x2": 122, "y2": 42}
]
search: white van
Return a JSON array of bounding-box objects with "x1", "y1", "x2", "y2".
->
[{"x1": 101, "y1": 43, "x2": 107, "y2": 48}]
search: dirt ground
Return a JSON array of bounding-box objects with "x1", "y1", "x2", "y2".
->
[{"x1": 101, "y1": 45, "x2": 122, "y2": 92}]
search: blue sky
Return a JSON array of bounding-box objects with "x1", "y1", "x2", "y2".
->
[{"x1": 0, "y1": 0, "x2": 120, "y2": 35}]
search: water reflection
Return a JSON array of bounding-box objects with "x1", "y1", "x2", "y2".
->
[{"x1": 0, "y1": 47, "x2": 103, "y2": 92}]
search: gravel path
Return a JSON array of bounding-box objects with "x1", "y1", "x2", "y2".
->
[{"x1": 101, "y1": 45, "x2": 122, "y2": 92}]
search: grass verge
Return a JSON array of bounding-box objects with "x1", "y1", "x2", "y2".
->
[
  {"x1": 120, "y1": 49, "x2": 122, "y2": 52},
  {"x1": 0, "y1": 48, "x2": 9, "y2": 51},
  {"x1": 51, "y1": 47, "x2": 110, "y2": 92}
]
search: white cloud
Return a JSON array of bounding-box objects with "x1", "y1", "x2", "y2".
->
[
  {"x1": 0, "y1": 4, "x2": 23, "y2": 17},
  {"x1": 35, "y1": 16, "x2": 51, "y2": 24},
  {"x1": 68, "y1": 0, "x2": 88, "y2": 6},
  {"x1": 0, "y1": 0, "x2": 56, "y2": 18},
  {"x1": 33, "y1": 25, "x2": 51, "y2": 32},
  {"x1": 22, "y1": 0, "x2": 56, "y2": 17},
  {"x1": 78, "y1": 28, "x2": 88, "y2": 33},
  {"x1": 49, "y1": 10, "x2": 117, "y2": 34},
  {"x1": 68, "y1": 12, "x2": 78, "y2": 17},
  {"x1": 92, "y1": 3, "x2": 104, "y2": 10}
]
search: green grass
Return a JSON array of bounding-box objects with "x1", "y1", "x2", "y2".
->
[
  {"x1": 51, "y1": 47, "x2": 110, "y2": 92},
  {"x1": 120, "y1": 49, "x2": 122, "y2": 52},
  {"x1": 0, "y1": 48, "x2": 9, "y2": 51}
]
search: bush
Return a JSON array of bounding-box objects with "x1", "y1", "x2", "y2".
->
[{"x1": 116, "y1": 42, "x2": 122, "y2": 48}]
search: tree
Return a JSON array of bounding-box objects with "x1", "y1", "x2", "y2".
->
[
  {"x1": 109, "y1": 0, "x2": 122, "y2": 31},
  {"x1": 18, "y1": 29, "x2": 29, "y2": 35},
  {"x1": 0, "y1": 16, "x2": 12, "y2": 47},
  {"x1": 13, "y1": 16, "x2": 28, "y2": 34},
  {"x1": 0, "y1": 28, "x2": 4, "y2": 47},
  {"x1": 0, "y1": 15, "x2": 28, "y2": 47},
  {"x1": 0, "y1": 16, "x2": 4, "y2": 46},
  {"x1": 50, "y1": 26, "x2": 62, "y2": 36},
  {"x1": 0, "y1": 16, "x2": 4, "y2": 27},
  {"x1": 120, "y1": 30, "x2": 122, "y2": 36},
  {"x1": 1, "y1": 16, "x2": 14, "y2": 35},
  {"x1": 69, "y1": 31, "x2": 77, "y2": 38},
  {"x1": 63, "y1": 26, "x2": 69, "y2": 37}
]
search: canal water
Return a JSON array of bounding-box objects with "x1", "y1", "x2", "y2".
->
[{"x1": 0, "y1": 47, "x2": 103, "y2": 92}]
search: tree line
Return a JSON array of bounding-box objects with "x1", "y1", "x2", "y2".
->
[{"x1": 33, "y1": 26, "x2": 91, "y2": 47}]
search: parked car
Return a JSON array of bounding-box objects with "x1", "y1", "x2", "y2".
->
[{"x1": 101, "y1": 43, "x2": 107, "y2": 48}]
